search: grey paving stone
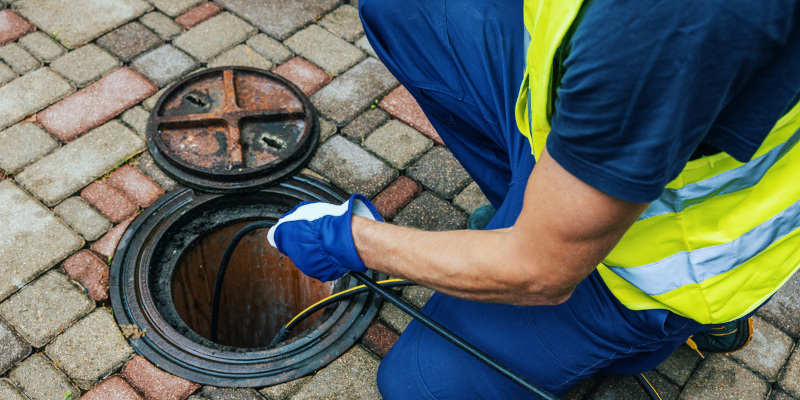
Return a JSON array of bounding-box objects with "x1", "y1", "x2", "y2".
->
[
  {"x1": 310, "y1": 58, "x2": 398, "y2": 126},
  {"x1": 17, "y1": 31, "x2": 65, "y2": 63},
  {"x1": 364, "y1": 119, "x2": 432, "y2": 169},
  {"x1": 16, "y1": 0, "x2": 152, "y2": 46},
  {"x1": 139, "y1": 11, "x2": 184, "y2": 40},
  {"x1": 135, "y1": 152, "x2": 178, "y2": 191},
  {"x1": 402, "y1": 285, "x2": 434, "y2": 309},
  {"x1": 588, "y1": 372, "x2": 679, "y2": 400},
  {"x1": 393, "y1": 191, "x2": 468, "y2": 231},
  {"x1": 143, "y1": 85, "x2": 169, "y2": 110},
  {"x1": 0, "y1": 67, "x2": 73, "y2": 131},
  {"x1": 779, "y1": 346, "x2": 800, "y2": 397},
  {"x1": 0, "y1": 61, "x2": 15, "y2": 85},
  {"x1": 148, "y1": 0, "x2": 203, "y2": 17},
  {"x1": 246, "y1": 34, "x2": 292, "y2": 65},
  {"x1": 562, "y1": 375, "x2": 598, "y2": 400},
  {"x1": 46, "y1": 308, "x2": 134, "y2": 389},
  {"x1": 172, "y1": 12, "x2": 256, "y2": 62},
  {"x1": 0, "y1": 122, "x2": 59, "y2": 173},
  {"x1": 681, "y1": 353, "x2": 770, "y2": 400},
  {"x1": 453, "y1": 181, "x2": 490, "y2": 214},
  {"x1": 207, "y1": 44, "x2": 273, "y2": 70},
  {"x1": 121, "y1": 105, "x2": 149, "y2": 138},
  {"x1": 356, "y1": 36, "x2": 377, "y2": 59},
  {"x1": 319, "y1": 117, "x2": 337, "y2": 142},
  {"x1": 728, "y1": 317, "x2": 793, "y2": 381},
  {"x1": 200, "y1": 387, "x2": 265, "y2": 399},
  {"x1": 96, "y1": 22, "x2": 163, "y2": 62},
  {"x1": 0, "y1": 379, "x2": 27, "y2": 400},
  {"x1": 769, "y1": 390, "x2": 794, "y2": 400},
  {"x1": 16, "y1": 120, "x2": 145, "y2": 206},
  {"x1": 0, "y1": 181, "x2": 83, "y2": 301},
  {"x1": 8, "y1": 353, "x2": 81, "y2": 400},
  {"x1": 259, "y1": 377, "x2": 310, "y2": 400},
  {"x1": 655, "y1": 344, "x2": 702, "y2": 387},
  {"x1": 342, "y1": 107, "x2": 389, "y2": 143},
  {"x1": 49, "y1": 44, "x2": 121, "y2": 87},
  {"x1": 379, "y1": 302, "x2": 412, "y2": 333},
  {"x1": 0, "y1": 318, "x2": 31, "y2": 375},
  {"x1": 407, "y1": 146, "x2": 472, "y2": 200},
  {"x1": 758, "y1": 272, "x2": 800, "y2": 338},
  {"x1": 318, "y1": 5, "x2": 363, "y2": 42},
  {"x1": 215, "y1": 0, "x2": 340, "y2": 40},
  {"x1": 308, "y1": 135, "x2": 397, "y2": 198},
  {"x1": 0, "y1": 42, "x2": 42, "y2": 74},
  {"x1": 131, "y1": 44, "x2": 199, "y2": 87},
  {"x1": 53, "y1": 196, "x2": 112, "y2": 241},
  {"x1": 284, "y1": 25, "x2": 364, "y2": 77},
  {"x1": 0, "y1": 270, "x2": 95, "y2": 348},
  {"x1": 290, "y1": 346, "x2": 381, "y2": 400}
]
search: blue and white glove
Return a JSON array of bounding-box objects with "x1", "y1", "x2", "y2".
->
[{"x1": 267, "y1": 194, "x2": 383, "y2": 282}]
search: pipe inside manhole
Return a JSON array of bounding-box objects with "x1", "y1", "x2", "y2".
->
[{"x1": 172, "y1": 221, "x2": 333, "y2": 348}]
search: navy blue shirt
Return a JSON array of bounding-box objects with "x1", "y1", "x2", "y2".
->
[{"x1": 548, "y1": 0, "x2": 800, "y2": 203}]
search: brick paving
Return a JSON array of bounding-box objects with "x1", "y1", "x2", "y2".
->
[{"x1": 0, "y1": 2, "x2": 797, "y2": 399}]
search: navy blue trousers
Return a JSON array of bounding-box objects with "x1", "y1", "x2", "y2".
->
[{"x1": 360, "y1": 1, "x2": 708, "y2": 398}]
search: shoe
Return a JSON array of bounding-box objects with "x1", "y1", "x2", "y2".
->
[
  {"x1": 467, "y1": 204, "x2": 496, "y2": 230},
  {"x1": 687, "y1": 317, "x2": 753, "y2": 355}
]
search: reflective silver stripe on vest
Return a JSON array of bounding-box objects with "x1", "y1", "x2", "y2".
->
[
  {"x1": 607, "y1": 197, "x2": 800, "y2": 296},
  {"x1": 640, "y1": 128, "x2": 800, "y2": 221}
]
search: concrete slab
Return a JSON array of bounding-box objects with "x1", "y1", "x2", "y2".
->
[
  {"x1": 0, "y1": 379, "x2": 27, "y2": 400},
  {"x1": 588, "y1": 372, "x2": 679, "y2": 400},
  {"x1": 453, "y1": 182, "x2": 490, "y2": 215},
  {"x1": 393, "y1": 191, "x2": 467, "y2": 231},
  {"x1": 46, "y1": 308, "x2": 135, "y2": 389},
  {"x1": 120, "y1": 106, "x2": 149, "y2": 138},
  {"x1": 200, "y1": 387, "x2": 264, "y2": 399},
  {"x1": 681, "y1": 353, "x2": 770, "y2": 400},
  {"x1": 0, "y1": 61, "x2": 15, "y2": 85},
  {"x1": 0, "y1": 122, "x2": 60, "y2": 173},
  {"x1": 172, "y1": 12, "x2": 256, "y2": 62},
  {"x1": 0, "y1": 180, "x2": 83, "y2": 301},
  {"x1": 131, "y1": 44, "x2": 198, "y2": 88},
  {"x1": 758, "y1": 271, "x2": 800, "y2": 338},
  {"x1": 655, "y1": 344, "x2": 702, "y2": 387},
  {"x1": 779, "y1": 346, "x2": 800, "y2": 397},
  {"x1": 215, "y1": 0, "x2": 339, "y2": 40},
  {"x1": 342, "y1": 108, "x2": 389, "y2": 144},
  {"x1": 50, "y1": 44, "x2": 121, "y2": 87},
  {"x1": 18, "y1": 31, "x2": 66, "y2": 63},
  {"x1": 207, "y1": 44, "x2": 273, "y2": 70},
  {"x1": 0, "y1": 67, "x2": 73, "y2": 131},
  {"x1": 310, "y1": 58, "x2": 397, "y2": 126},
  {"x1": 0, "y1": 270, "x2": 94, "y2": 348},
  {"x1": 308, "y1": 134, "x2": 397, "y2": 198},
  {"x1": 379, "y1": 302, "x2": 411, "y2": 333},
  {"x1": 53, "y1": 196, "x2": 113, "y2": 241},
  {"x1": 260, "y1": 377, "x2": 310, "y2": 400},
  {"x1": 8, "y1": 353, "x2": 81, "y2": 400},
  {"x1": 318, "y1": 5, "x2": 363, "y2": 42},
  {"x1": 16, "y1": 0, "x2": 152, "y2": 46},
  {"x1": 246, "y1": 34, "x2": 293, "y2": 65},
  {"x1": 0, "y1": 318, "x2": 31, "y2": 375},
  {"x1": 364, "y1": 119, "x2": 432, "y2": 169},
  {"x1": 728, "y1": 317, "x2": 793, "y2": 381},
  {"x1": 148, "y1": 0, "x2": 204, "y2": 17},
  {"x1": 0, "y1": 42, "x2": 42, "y2": 74},
  {"x1": 96, "y1": 22, "x2": 163, "y2": 62},
  {"x1": 290, "y1": 346, "x2": 382, "y2": 400},
  {"x1": 15, "y1": 120, "x2": 145, "y2": 206},
  {"x1": 407, "y1": 146, "x2": 471, "y2": 200},
  {"x1": 139, "y1": 11, "x2": 184, "y2": 40},
  {"x1": 284, "y1": 25, "x2": 364, "y2": 77}
]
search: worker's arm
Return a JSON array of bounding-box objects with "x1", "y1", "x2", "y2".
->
[{"x1": 351, "y1": 147, "x2": 649, "y2": 305}]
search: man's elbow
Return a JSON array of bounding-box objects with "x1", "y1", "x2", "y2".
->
[{"x1": 511, "y1": 273, "x2": 577, "y2": 306}]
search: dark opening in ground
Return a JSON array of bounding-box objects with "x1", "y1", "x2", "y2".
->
[{"x1": 172, "y1": 221, "x2": 333, "y2": 349}]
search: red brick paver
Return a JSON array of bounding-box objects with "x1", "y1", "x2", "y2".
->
[
  {"x1": 61, "y1": 250, "x2": 110, "y2": 301},
  {"x1": 0, "y1": 10, "x2": 35, "y2": 47},
  {"x1": 91, "y1": 215, "x2": 136, "y2": 260},
  {"x1": 273, "y1": 56, "x2": 332, "y2": 96},
  {"x1": 38, "y1": 67, "x2": 157, "y2": 142},
  {"x1": 379, "y1": 85, "x2": 442, "y2": 145},
  {"x1": 82, "y1": 180, "x2": 139, "y2": 223},
  {"x1": 371, "y1": 176, "x2": 423, "y2": 220},
  {"x1": 362, "y1": 321, "x2": 399, "y2": 359},
  {"x1": 108, "y1": 165, "x2": 166, "y2": 208},
  {"x1": 175, "y1": 2, "x2": 223, "y2": 30},
  {"x1": 122, "y1": 355, "x2": 200, "y2": 400},
  {"x1": 82, "y1": 376, "x2": 145, "y2": 400}
]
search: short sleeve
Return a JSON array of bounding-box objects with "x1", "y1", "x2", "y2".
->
[{"x1": 547, "y1": 0, "x2": 799, "y2": 203}]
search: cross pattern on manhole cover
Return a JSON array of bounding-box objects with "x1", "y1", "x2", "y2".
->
[{"x1": 151, "y1": 68, "x2": 313, "y2": 173}]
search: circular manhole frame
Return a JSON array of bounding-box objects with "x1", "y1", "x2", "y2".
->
[
  {"x1": 110, "y1": 175, "x2": 386, "y2": 387},
  {"x1": 145, "y1": 66, "x2": 318, "y2": 193}
]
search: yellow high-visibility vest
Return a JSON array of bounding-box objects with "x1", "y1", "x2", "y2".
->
[{"x1": 516, "y1": 0, "x2": 800, "y2": 324}]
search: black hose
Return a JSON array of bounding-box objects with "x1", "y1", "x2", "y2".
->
[
  {"x1": 634, "y1": 373, "x2": 663, "y2": 400},
  {"x1": 210, "y1": 221, "x2": 273, "y2": 343},
  {"x1": 349, "y1": 271, "x2": 560, "y2": 400}
]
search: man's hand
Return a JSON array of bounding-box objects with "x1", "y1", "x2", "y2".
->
[{"x1": 267, "y1": 194, "x2": 383, "y2": 282}]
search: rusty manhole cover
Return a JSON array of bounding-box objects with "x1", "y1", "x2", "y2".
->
[{"x1": 146, "y1": 67, "x2": 318, "y2": 192}]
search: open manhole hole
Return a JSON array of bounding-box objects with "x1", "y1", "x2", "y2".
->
[{"x1": 109, "y1": 67, "x2": 385, "y2": 387}]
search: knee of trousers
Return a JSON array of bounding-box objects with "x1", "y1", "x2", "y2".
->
[{"x1": 376, "y1": 332, "x2": 424, "y2": 400}]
